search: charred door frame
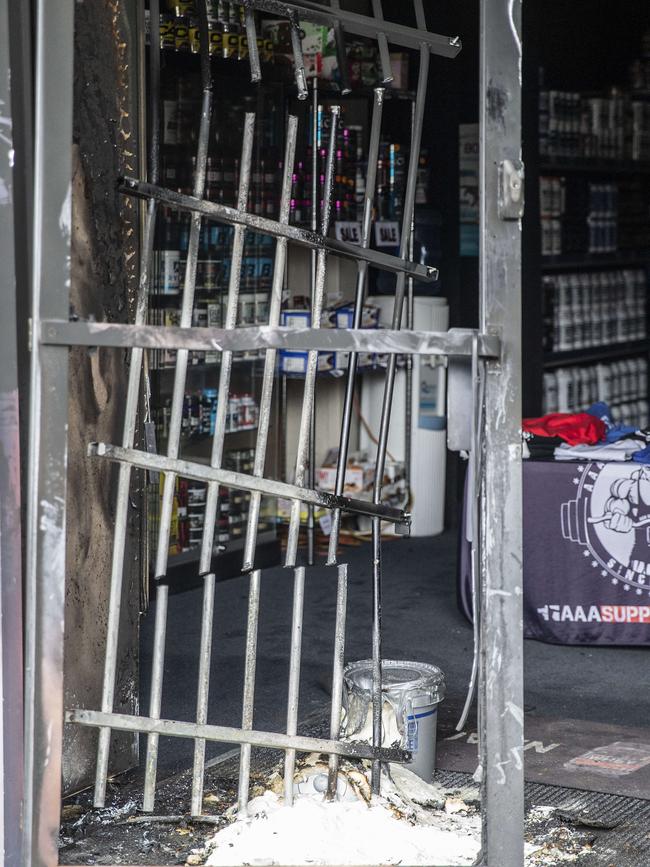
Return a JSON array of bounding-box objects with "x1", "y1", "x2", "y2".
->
[{"x1": 23, "y1": 2, "x2": 524, "y2": 866}]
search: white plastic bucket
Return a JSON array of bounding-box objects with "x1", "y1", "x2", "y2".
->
[{"x1": 342, "y1": 659, "x2": 446, "y2": 782}]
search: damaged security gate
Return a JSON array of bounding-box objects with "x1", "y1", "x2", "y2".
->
[{"x1": 23, "y1": 2, "x2": 523, "y2": 867}]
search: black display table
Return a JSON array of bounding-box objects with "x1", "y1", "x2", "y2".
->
[{"x1": 459, "y1": 460, "x2": 650, "y2": 645}]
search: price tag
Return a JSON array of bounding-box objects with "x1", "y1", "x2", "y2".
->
[
  {"x1": 334, "y1": 221, "x2": 362, "y2": 245},
  {"x1": 374, "y1": 221, "x2": 400, "y2": 247}
]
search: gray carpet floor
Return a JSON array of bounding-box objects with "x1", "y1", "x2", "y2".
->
[{"x1": 140, "y1": 531, "x2": 650, "y2": 781}]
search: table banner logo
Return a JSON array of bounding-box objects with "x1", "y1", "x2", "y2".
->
[{"x1": 561, "y1": 462, "x2": 650, "y2": 597}]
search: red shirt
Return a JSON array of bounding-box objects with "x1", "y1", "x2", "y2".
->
[{"x1": 523, "y1": 412, "x2": 605, "y2": 446}]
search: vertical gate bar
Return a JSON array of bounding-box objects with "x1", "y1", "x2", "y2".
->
[
  {"x1": 144, "y1": 2, "x2": 213, "y2": 812},
  {"x1": 370, "y1": 0, "x2": 393, "y2": 84},
  {"x1": 289, "y1": 13, "x2": 308, "y2": 100},
  {"x1": 369, "y1": 513, "x2": 383, "y2": 794},
  {"x1": 94, "y1": 0, "x2": 162, "y2": 807},
  {"x1": 328, "y1": 0, "x2": 351, "y2": 95},
  {"x1": 327, "y1": 87, "x2": 384, "y2": 564},
  {"x1": 285, "y1": 105, "x2": 339, "y2": 566},
  {"x1": 306, "y1": 78, "x2": 318, "y2": 567},
  {"x1": 154, "y1": 0, "x2": 213, "y2": 581},
  {"x1": 283, "y1": 566, "x2": 306, "y2": 805},
  {"x1": 369, "y1": 45, "x2": 429, "y2": 793},
  {"x1": 456, "y1": 336, "x2": 483, "y2": 732},
  {"x1": 404, "y1": 101, "x2": 416, "y2": 505},
  {"x1": 412, "y1": 0, "x2": 427, "y2": 30},
  {"x1": 478, "y1": 0, "x2": 524, "y2": 862},
  {"x1": 243, "y1": 115, "x2": 298, "y2": 571},
  {"x1": 243, "y1": 2, "x2": 262, "y2": 83},
  {"x1": 238, "y1": 569, "x2": 262, "y2": 815},
  {"x1": 190, "y1": 113, "x2": 255, "y2": 817},
  {"x1": 142, "y1": 584, "x2": 169, "y2": 811},
  {"x1": 326, "y1": 563, "x2": 348, "y2": 799},
  {"x1": 23, "y1": 0, "x2": 74, "y2": 862},
  {"x1": 200, "y1": 113, "x2": 255, "y2": 577},
  {"x1": 190, "y1": 571, "x2": 216, "y2": 816}
]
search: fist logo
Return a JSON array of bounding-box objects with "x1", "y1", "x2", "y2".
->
[{"x1": 604, "y1": 494, "x2": 633, "y2": 533}]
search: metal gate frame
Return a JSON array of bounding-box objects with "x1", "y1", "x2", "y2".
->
[
  {"x1": 23, "y1": 1, "x2": 524, "y2": 866},
  {"x1": 0, "y1": 1, "x2": 25, "y2": 864}
]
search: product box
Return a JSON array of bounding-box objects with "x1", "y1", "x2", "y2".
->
[
  {"x1": 300, "y1": 23, "x2": 328, "y2": 55},
  {"x1": 388, "y1": 52, "x2": 410, "y2": 90},
  {"x1": 333, "y1": 303, "x2": 380, "y2": 329},
  {"x1": 317, "y1": 454, "x2": 375, "y2": 494},
  {"x1": 277, "y1": 498, "x2": 326, "y2": 522},
  {"x1": 333, "y1": 351, "x2": 376, "y2": 371},
  {"x1": 281, "y1": 309, "x2": 311, "y2": 329},
  {"x1": 279, "y1": 350, "x2": 308, "y2": 375},
  {"x1": 279, "y1": 309, "x2": 310, "y2": 375}
]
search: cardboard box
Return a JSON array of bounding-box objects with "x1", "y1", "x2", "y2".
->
[
  {"x1": 389, "y1": 52, "x2": 410, "y2": 90},
  {"x1": 317, "y1": 461, "x2": 375, "y2": 494}
]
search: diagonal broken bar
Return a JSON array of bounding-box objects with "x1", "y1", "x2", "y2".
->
[
  {"x1": 119, "y1": 178, "x2": 437, "y2": 280},
  {"x1": 88, "y1": 443, "x2": 411, "y2": 530},
  {"x1": 243, "y1": 0, "x2": 462, "y2": 58},
  {"x1": 66, "y1": 708, "x2": 411, "y2": 764}
]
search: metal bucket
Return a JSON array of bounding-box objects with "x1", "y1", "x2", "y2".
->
[{"x1": 342, "y1": 659, "x2": 446, "y2": 782}]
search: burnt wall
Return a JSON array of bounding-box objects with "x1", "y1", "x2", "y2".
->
[{"x1": 64, "y1": 0, "x2": 141, "y2": 794}]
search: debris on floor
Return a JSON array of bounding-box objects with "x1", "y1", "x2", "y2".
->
[
  {"x1": 525, "y1": 805, "x2": 595, "y2": 864},
  {"x1": 57, "y1": 743, "x2": 649, "y2": 867},
  {"x1": 200, "y1": 758, "x2": 481, "y2": 867}
]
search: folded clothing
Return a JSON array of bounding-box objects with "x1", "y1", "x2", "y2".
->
[
  {"x1": 605, "y1": 423, "x2": 638, "y2": 443},
  {"x1": 524, "y1": 434, "x2": 564, "y2": 459},
  {"x1": 586, "y1": 401, "x2": 615, "y2": 430},
  {"x1": 554, "y1": 439, "x2": 645, "y2": 462},
  {"x1": 523, "y1": 412, "x2": 606, "y2": 446},
  {"x1": 632, "y1": 444, "x2": 650, "y2": 464}
]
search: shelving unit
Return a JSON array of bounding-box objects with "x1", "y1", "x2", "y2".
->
[
  {"x1": 142, "y1": 3, "x2": 440, "y2": 568},
  {"x1": 145, "y1": 7, "x2": 290, "y2": 578},
  {"x1": 521, "y1": 3, "x2": 650, "y2": 420}
]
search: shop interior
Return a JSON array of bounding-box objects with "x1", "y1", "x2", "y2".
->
[{"x1": 11, "y1": 0, "x2": 650, "y2": 864}]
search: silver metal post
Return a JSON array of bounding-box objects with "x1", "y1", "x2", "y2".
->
[
  {"x1": 283, "y1": 566, "x2": 306, "y2": 805},
  {"x1": 238, "y1": 569, "x2": 262, "y2": 815},
  {"x1": 327, "y1": 87, "x2": 384, "y2": 564},
  {"x1": 243, "y1": 115, "x2": 298, "y2": 571},
  {"x1": 144, "y1": 3, "x2": 213, "y2": 812},
  {"x1": 285, "y1": 105, "x2": 340, "y2": 566},
  {"x1": 327, "y1": 563, "x2": 348, "y2": 799},
  {"x1": 369, "y1": 44, "x2": 430, "y2": 794},
  {"x1": 23, "y1": 0, "x2": 74, "y2": 861},
  {"x1": 478, "y1": 0, "x2": 524, "y2": 861},
  {"x1": 190, "y1": 112, "x2": 255, "y2": 817},
  {"x1": 0, "y1": 4, "x2": 24, "y2": 858}
]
